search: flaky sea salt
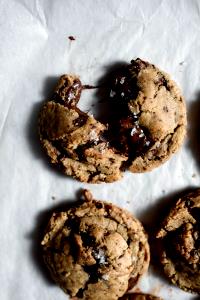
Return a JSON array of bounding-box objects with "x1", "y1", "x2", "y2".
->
[
  {"x1": 102, "y1": 274, "x2": 109, "y2": 281},
  {"x1": 110, "y1": 90, "x2": 116, "y2": 98},
  {"x1": 131, "y1": 127, "x2": 137, "y2": 136},
  {"x1": 89, "y1": 129, "x2": 99, "y2": 142},
  {"x1": 120, "y1": 77, "x2": 125, "y2": 84},
  {"x1": 93, "y1": 249, "x2": 107, "y2": 265}
]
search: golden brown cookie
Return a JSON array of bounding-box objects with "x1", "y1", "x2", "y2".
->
[
  {"x1": 38, "y1": 59, "x2": 186, "y2": 182},
  {"x1": 156, "y1": 189, "x2": 200, "y2": 294},
  {"x1": 109, "y1": 58, "x2": 186, "y2": 173},
  {"x1": 120, "y1": 293, "x2": 163, "y2": 300},
  {"x1": 41, "y1": 190, "x2": 150, "y2": 300},
  {"x1": 38, "y1": 75, "x2": 127, "y2": 183}
]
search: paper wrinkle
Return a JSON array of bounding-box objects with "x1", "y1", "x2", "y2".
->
[
  {"x1": 142, "y1": 0, "x2": 165, "y2": 27},
  {"x1": 0, "y1": 101, "x2": 13, "y2": 140},
  {"x1": 35, "y1": 0, "x2": 48, "y2": 30},
  {"x1": 19, "y1": 0, "x2": 47, "y2": 31},
  {"x1": 196, "y1": 1, "x2": 200, "y2": 16}
]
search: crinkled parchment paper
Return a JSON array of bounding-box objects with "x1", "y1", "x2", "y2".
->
[{"x1": 1, "y1": 0, "x2": 200, "y2": 299}]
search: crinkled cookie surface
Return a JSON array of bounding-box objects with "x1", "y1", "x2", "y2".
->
[
  {"x1": 41, "y1": 190, "x2": 150, "y2": 300},
  {"x1": 156, "y1": 189, "x2": 200, "y2": 294}
]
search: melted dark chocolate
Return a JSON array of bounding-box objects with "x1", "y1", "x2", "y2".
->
[
  {"x1": 107, "y1": 59, "x2": 153, "y2": 158},
  {"x1": 48, "y1": 59, "x2": 153, "y2": 170},
  {"x1": 109, "y1": 66, "x2": 139, "y2": 103}
]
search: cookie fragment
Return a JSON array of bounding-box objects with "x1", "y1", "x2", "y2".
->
[
  {"x1": 39, "y1": 75, "x2": 127, "y2": 183},
  {"x1": 38, "y1": 59, "x2": 186, "y2": 182},
  {"x1": 41, "y1": 190, "x2": 150, "y2": 300},
  {"x1": 156, "y1": 189, "x2": 200, "y2": 294}
]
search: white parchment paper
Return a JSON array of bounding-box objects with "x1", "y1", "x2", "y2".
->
[{"x1": 1, "y1": 0, "x2": 200, "y2": 299}]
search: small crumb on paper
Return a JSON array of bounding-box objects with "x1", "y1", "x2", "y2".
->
[{"x1": 68, "y1": 36, "x2": 76, "y2": 41}]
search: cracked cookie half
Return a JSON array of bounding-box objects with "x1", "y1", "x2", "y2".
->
[
  {"x1": 156, "y1": 189, "x2": 200, "y2": 294},
  {"x1": 38, "y1": 58, "x2": 186, "y2": 182},
  {"x1": 41, "y1": 190, "x2": 150, "y2": 300},
  {"x1": 108, "y1": 58, "x2": 186, "y2": 172},
  {"x1": 38, "y1": 75, "x2": 127, "y2": 183}
]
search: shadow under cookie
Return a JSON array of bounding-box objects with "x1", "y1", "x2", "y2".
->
[
  {"x1": 27, "y1": 192, "x2": 80, "y2": 286},
  {"x1": 187, "y1": 91, "x2": 200, "y2": 171}
]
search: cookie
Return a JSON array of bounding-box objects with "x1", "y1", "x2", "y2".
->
[
  {"x1": 108, "y1": 58, "x2": 186, "y2": 172},
  {"x1": 38, "y1": 58, "x2": 186, "y2": 182},
  {"x1": 38, "y1": 75, "x2": 127, "y2": 183},
  {"x1": 156, "y1": 189, "x2": 200, "y2": 294},
  {"x1": 41, "y1": 190, "x2": 150, "y2": 300},
  {"x1": 120, "y1": 293, "x2": 163, "y2": 300}
]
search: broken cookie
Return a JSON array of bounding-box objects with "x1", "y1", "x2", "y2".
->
[
  {"x1": 41, "y1": 190, "x2": 150, "y2": 300},
  {"x1": 38, "y1": 59, "x2": 186, "y2": 182},
  {"x1": 156, "y1": 189, "x2": 200, "y2": 294}
]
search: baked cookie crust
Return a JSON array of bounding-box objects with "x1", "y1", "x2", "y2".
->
[
  {"x1": 109, "y1": 58, "x2": 186, "y2": 173},
  {"x1": 41, "y1": 190, "x2": 150, "y2": 300},
  {"x1": 156, "y1": 189, "x2": 200, "y2": 294}
]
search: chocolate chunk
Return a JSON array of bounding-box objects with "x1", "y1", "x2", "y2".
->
[
  {"x1": 118, "y1": 115, "x2": 152, "y2": 156},
  {"x1": 109, "y1": 66, "x2": 139, "y2": 103},
  {"x1": 157, "y1": 76, "x2": 170, "y2": 91}
]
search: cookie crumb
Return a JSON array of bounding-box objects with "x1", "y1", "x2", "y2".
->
[
  {"x1": 51, "y1": 196, "x2": 56, "y2": 200},
  {"x1": 192, "y1": 173, "x2": 196, "y2": 178},
  {"x1": 68, "y1": 36, "x2": 76, "y2": 41},
  {"x1": 179, "y1": 61, "x2": 184, "y2": 65}
]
